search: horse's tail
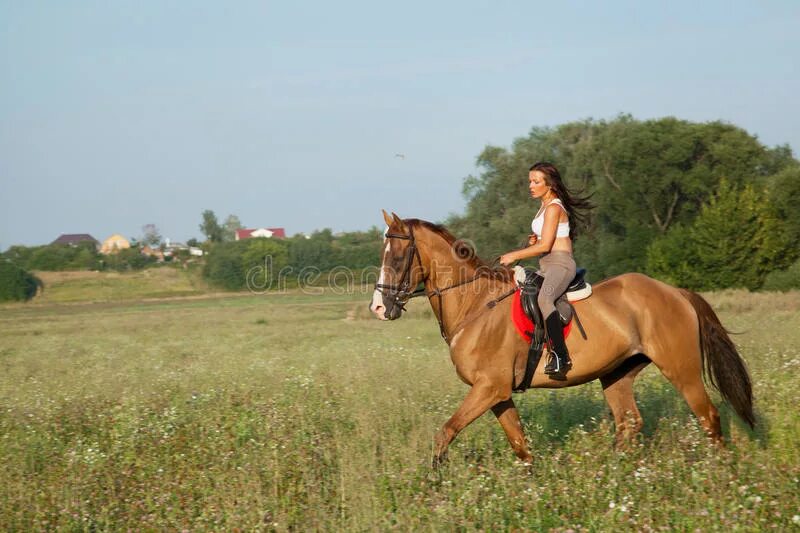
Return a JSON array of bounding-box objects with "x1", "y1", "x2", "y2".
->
[{"x1": 679, "y1": 289, "x2": 755, "y2": 428}]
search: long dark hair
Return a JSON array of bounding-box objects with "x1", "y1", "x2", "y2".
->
[{"x1": 529, "y1": 162, "x2": 593, "y2": 240}]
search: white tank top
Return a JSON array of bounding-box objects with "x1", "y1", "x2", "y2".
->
[{"x1": 531, "y1": 199, "x2": 570, "y2": 239}]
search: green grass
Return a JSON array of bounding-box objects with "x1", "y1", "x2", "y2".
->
[{"x1": 0, "y1": 288, "x2": 798, "y2": 530}]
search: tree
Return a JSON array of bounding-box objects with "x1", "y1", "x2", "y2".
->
[
  {"x1": 644, "y1": 224, "x2": 700, "y2": 288},
  {"x1": 330, "y1": 227, "x2": 382, "y2": 268},
  {"x1": 767, "y1": 165, "x2": 800, "y2": 248},
  {"x1": 201, "y1": 239, "x2": 290, "y2": 291},
  {"x1": 288, "y1": 229, "x2": 334, "y2": 270},
  {"x1": 141, "y1": 224, "x2": 162, "y2": 247},
  {"x1": 2, "y1": 245, "x2": 36, "y2": 269},
  {"x1": 242, "y1": 238, "x2": 289, "y2": 288},
  {"x1": 646, "y1": 180, "x2": 791, "y2": 290},
  {"x1": 222, "y1": 214, "x2": 243, "y2": 242},
  {"x1": 199, "y1": 210, "x2": 223, "y2": 243},
  {"x1": 202, "y1": 241, "x2": 246, "y2": 290},
  {"x1": 448, "y1": 115, "x2": 796, "y2": 281},
  {"x1": 23, "y1": 242, "x2": 101, "y2": 271}
]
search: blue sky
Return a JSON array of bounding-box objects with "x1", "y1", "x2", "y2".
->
[{"x1": 1, "y1": 1, "x2": 798, "y2": 247}]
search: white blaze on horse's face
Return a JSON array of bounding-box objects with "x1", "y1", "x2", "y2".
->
[{"x1": 370, "y1": 228, "x2": 391, "y2": 320}]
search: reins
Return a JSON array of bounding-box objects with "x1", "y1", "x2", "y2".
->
[{"x1": 376, "y1": 226, "x2": 516, "y2": 343}]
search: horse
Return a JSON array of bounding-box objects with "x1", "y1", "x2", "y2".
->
[{"x1": 369, "y1": 211, "x2": 754, "y2": 465}]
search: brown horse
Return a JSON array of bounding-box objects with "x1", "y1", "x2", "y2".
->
[{"x1": 370, "y1": 211, "x2": 754, "y2": 465}]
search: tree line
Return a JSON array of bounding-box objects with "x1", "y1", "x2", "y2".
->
[
  {"x1": 3, "y1": 114, "x2": 799, "y2": 300},
  {"x1": 447, "y1": 115, "x2": 800, "y2": 291},
  {"x1": 200, "y1": 219, "x2": 382, "y2": 290},
  {"x1": 0, "y1": 209, "x2": 384, "y2": 298}
]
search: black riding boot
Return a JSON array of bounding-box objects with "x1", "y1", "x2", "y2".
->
[{"x1": 543, "y1": 311, "x2": 571, "y2": 377}]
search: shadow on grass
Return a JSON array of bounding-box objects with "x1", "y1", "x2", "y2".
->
[
  {"x1": 719, "y1": 401, "x2": 770, "y2": 449},
  {"x1": 513, "y1": 379, "x2": 764, "y2": 446}
]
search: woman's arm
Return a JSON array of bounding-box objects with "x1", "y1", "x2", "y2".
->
[{"x1": 499, "y1": 205, "x2": 561, "y2": 265}]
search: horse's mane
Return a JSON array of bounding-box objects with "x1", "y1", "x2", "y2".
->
[{"x1": 405, "y1": 219, "x2": 514, "y2": 283}]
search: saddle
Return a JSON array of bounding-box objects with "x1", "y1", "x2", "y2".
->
[{"x1": 512, "y1": 266, "x2": 592, "y2": 391}]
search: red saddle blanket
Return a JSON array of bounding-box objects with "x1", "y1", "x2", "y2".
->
[{"x1": 511, "y1": 289, "x2": 572, "y2": 342}]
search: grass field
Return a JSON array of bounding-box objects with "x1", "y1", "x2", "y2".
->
[
  {"x1": 32, "y1": 268, "x2": 211, "y2": 303},
  {"x1": 0, "y1": 286, "x2": 798, "y2": 530}
]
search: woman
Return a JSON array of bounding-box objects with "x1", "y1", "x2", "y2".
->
[{"x1": 499, "y1": 162, "x2": 592, "y2": 377}]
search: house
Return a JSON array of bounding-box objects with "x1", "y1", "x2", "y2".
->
[
  {"x1": 235, "y1": 227, "x2": 286, "y2": 240},
  {"x1": 52, "y1": 234, "x2": 100, "y2": 248},
  {"x1": 162, "y1": 239, "x2": 188, "y2": 257},
  {"x1": 140, "y1": 245, "x2": 164, "y2": 261},
  {"x1": 100, "y1": 234, "x2": 131, "y2": 254}
]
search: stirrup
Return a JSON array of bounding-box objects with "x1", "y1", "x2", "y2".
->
[{"x1": 544, "y1": 351, "x2": 571, "y2": 376}]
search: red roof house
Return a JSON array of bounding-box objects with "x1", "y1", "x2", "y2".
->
[{"x1": 235, "y1": 228, "x2": 286, "y2": 240}]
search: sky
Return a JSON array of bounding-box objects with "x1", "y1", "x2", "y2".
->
[{"x1": 1, "y1": 1, "x2": 798, "y2": 247}]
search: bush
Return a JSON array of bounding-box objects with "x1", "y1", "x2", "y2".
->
[
  {"x1": 203, "y1": 239, "x2": 292, "y2": 291},
  {"x1": 203, "y1": 230, "x2": 382, "y2": 291},
  {"x1": 2, "y1": 245, "x2": 36, "y2": 268},
  {"x1": 761, "y1": 259, "x2": 800, "y2": 291},
  {"x1": 242, "y1": 239, "x2": 289, "y2": 288},
  {"x1": 102, "y1": 247, "x2": 156, "y2": 271},
  {"x1": 0, "y1": 261, "x2": 41, "y2": 302},
  {"x1": 286, "y1": 228, "x2": 382, "y2": 272},
  {"x1": 203, "y1": 241, "x2": 248, "y2": 290},
  {"x1": 23, "y1": 242, "x2": 101, "y2": 271},
  {"x1": 288, "y1": 230, "x2": 334, "y2": 271}
]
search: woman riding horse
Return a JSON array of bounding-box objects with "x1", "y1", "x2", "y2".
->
[
  {"x1": 370, "y1": 206, "x2": 753, "y2": 465},
  {"x1": 499, "y1": 162, "x2": 592, "y2": 378}
]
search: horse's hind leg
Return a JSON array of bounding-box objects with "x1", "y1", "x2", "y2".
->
[
  {"x1": 665, "y1": 368, "x2": 722, "y2": 442},
  {"x1": 600, "y1": 354, "x2": 651, "y2": 448},
  {"x1": 648, "y1": 342, "x2": 722, "y2": 442}
]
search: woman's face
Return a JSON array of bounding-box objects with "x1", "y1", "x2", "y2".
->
[{"x1": 528, "y1": 170, "x2": 550, "y2": 199}]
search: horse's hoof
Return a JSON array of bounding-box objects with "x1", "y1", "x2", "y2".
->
[{"x1": 431, "y1": 453, "x2": 448, "y2": 469}]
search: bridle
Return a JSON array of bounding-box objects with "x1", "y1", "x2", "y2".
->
[
  {"x1": 375, "y1": 224, "x2": 516, "y2": 342},
  {"x1": 374, "y1": 226, "x2": 428, "y2": 313}
]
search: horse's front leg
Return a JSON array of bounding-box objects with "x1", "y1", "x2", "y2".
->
[
  {"x1": 491, "y1": 398, "x2": 533, "y2": 464},
  {"x1": 433, "y1": 381, "x2": 502, "y2": 467}
]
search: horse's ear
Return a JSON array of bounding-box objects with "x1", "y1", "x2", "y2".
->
[
  {"x1": 382, "y1": 209, "x2": 393, "y2": 227},
  {"x1": 391, "y1": 212, "x2": 407, "y2": 231}
]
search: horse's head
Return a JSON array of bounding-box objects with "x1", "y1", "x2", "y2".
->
[{"x1": 370, "y1": 210, "x2": 427, "y2": 320}]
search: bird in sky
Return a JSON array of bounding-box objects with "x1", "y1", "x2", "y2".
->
[{"x1": 394, "y1": 153, "x2": 405, "y2": 159}]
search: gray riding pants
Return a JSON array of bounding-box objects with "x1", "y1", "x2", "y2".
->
[{"x1": 537, "y1": 251, "x2": 577, "y2": 317}]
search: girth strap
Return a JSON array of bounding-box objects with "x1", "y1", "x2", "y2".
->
[{"x1": 515, "y1": 340, "x2": 544, "y2": 392}]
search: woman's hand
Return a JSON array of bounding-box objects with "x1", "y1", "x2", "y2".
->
[
  {"x1": 527, "y1": 234, "x2": 538, "y2": 246},
  {"x1": 499, "y1": 252, "x2": 518, "y2": 266}
]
